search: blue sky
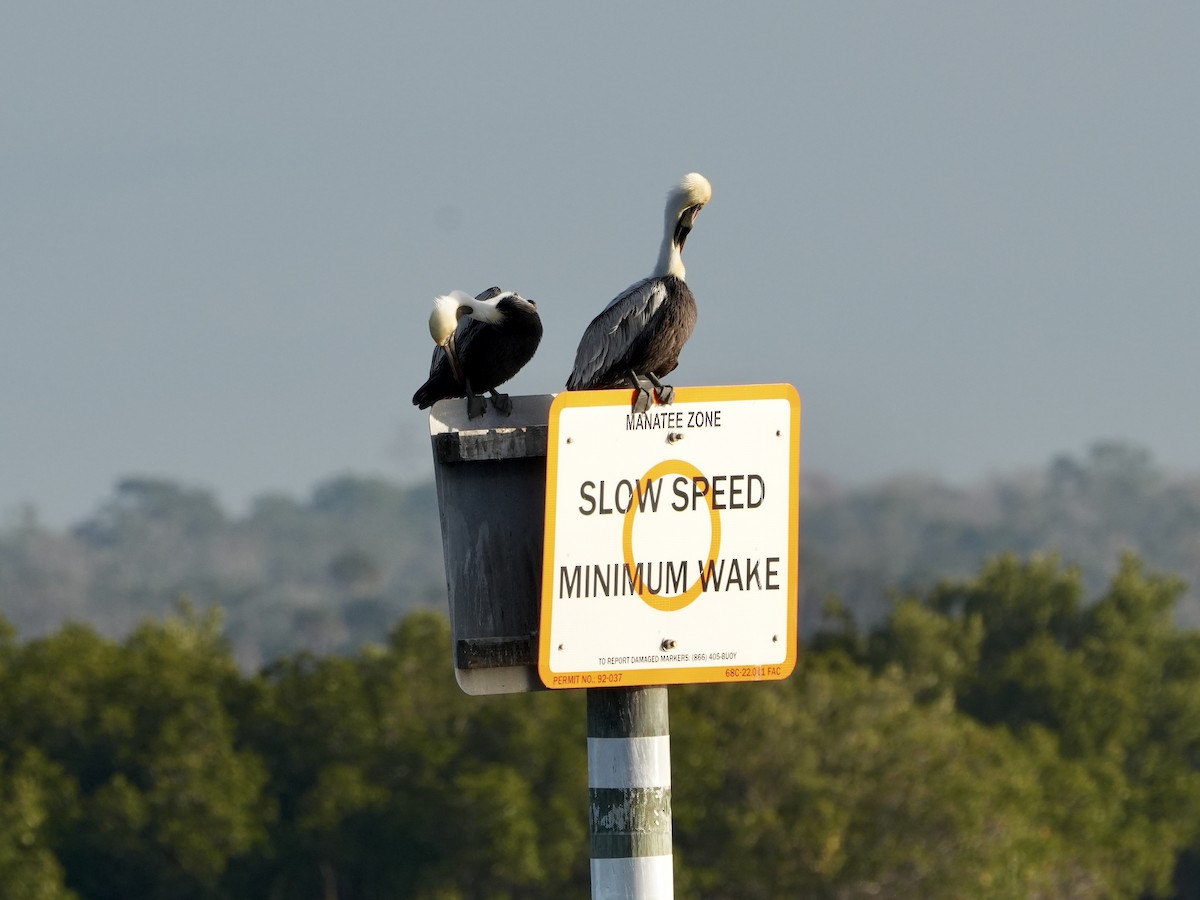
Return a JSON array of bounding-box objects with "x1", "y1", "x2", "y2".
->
[{"x1": 2, "y1": 3, "x2": 1198, "y2": 525}]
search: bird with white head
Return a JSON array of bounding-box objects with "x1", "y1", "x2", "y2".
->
[
  {"x1": 566, "y1": 172, "x2": 712, "y2": 412},
  {"x1": 413, "y1": 286, "x2": 543, "y2": 418}
]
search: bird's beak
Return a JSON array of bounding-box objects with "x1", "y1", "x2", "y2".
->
[
  {"x1": 446, "y1": 332, "x2": 464, "y2": 380},
  {"x1": 456, "y1": 305, "x2": 472, "y2": 320}
]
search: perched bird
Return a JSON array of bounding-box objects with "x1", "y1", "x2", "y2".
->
[
  {"x1": 413, "y1": 286, "x2": 543, "y2": 419},
  {"x1": 566, "y1": 172, "x2": 712, "y2": 412}
]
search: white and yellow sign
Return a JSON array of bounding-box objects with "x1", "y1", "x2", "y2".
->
[{"x1": 538, "y1": 384, "x2": 801, "y2": 688}]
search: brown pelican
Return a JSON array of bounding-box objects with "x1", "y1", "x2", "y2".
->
[
  {"x1": 412, "y1": 286, "x2": 543, "y2": 418},
  {"x1": 566, "y1": 172, "x2": 712, "y2": 413}
]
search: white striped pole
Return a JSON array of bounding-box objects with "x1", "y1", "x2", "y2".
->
[{"x1": 587, "y1": 686, "x2": 673, "y2": 899}]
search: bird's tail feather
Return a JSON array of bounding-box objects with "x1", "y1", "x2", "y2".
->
[{"x1": 412, "y1": 382, "x2": 437, "y2": 409}]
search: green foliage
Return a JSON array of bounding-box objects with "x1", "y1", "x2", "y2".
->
[
  {"x1": 0, "y1": 613, "x2": 14, "y2": 658},
  {"x1": 866, "y1": 554, "x2": 1200, "y2": 897},
  {"x1": 673, "y1": 666, "x2": 1083, "y2": 898},
  {"x1": 0, "y1": 751, "x2": 77, "y2": 900},
  {"x1": 229, "y1": 612, "x2": 587, "y2": 899},
  {"x1": 2, "y1": 554, "x2": 1200, "y2": 896},
  {"x1": 0, "y1": 605, "x2": 271, "y2": 900},
  {"x1": 1, "y1": 445, "x2": 1197, "y2": 895}
]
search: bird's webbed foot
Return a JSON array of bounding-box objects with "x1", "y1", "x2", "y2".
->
[
  {"x1": 463, "y1": 379, "x2": 487, "y2": 419},
  {"x1": 632, "y1": 389, "x2": 654, "y2": 414},
  {"x1": 647, "y1": 372, "x2": 675, "y2": 405},
  {"x1": 466, "y1": 393, "x2": 487, "y2": 419},
  {"x1": 626, "y1": 372, "x2": 654, "y2": 414},
  {"x1": 488, "y1": 390, "x2": 513, "y2": 416}
]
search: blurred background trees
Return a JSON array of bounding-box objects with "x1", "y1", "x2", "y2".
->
[
  {"x1": 0, "y1": 556, "x2": 1198, "y2": 897},
  {"x1": 3, "y1": 442, "x2": 1197, "y2": 666},
  {"x1": 2, "y1": 443, "x2": 1200, "y2": 896},
  {"x1": 0, "y1": 475, "x2": 446, "y2": 668}
]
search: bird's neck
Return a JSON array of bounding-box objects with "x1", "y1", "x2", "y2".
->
[
  {"x1": 464, "y1": 299, "x2": 505, "y2": 325},
  {"x1": 654, "y1": 212, "x2": 686, "y2": 280}
]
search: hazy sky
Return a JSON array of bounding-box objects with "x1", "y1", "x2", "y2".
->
[{"x1": 3, "y1": 3, "x2": 1198, "y2": 526}]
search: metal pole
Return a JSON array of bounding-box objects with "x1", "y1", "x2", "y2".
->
[{"x1": 587, "y1": 685, "x2": 672, "y2": 899}]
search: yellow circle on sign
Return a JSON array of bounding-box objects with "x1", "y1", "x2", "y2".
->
[{"x1": 622, "y1": 459, "x2": 722, "y2": 612}]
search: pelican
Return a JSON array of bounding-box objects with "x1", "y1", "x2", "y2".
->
[
  {"x1": 566, "y1": 172, "x2": 712, "y2": 412},
  {"x1": 412, "y1": 286, "x2": 543, "y2": 418}
]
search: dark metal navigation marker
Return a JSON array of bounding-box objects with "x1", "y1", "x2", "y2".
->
[{"x1": 428, "y1": 394, "x2": 551, "y2": 695}]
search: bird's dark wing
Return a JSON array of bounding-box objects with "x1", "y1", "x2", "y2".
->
[
  {"x1": 567, "y1": 277, "x2": 667, "y2": 390},
  {"x1": 426, "y1": 343, "x2": 451, "y2": 378},
  {"x1": 449, "y1": 314, "x2": 489, "y2": 363},
  {"x1": 423, "y1": 309, "x2": 489, "y2": 383},
  {"x1": 415, "y1": 288, "x2": 510, "y2": 408},
  {"x1": 414, "y1": 342, "x2": 464, "y2": 408}
]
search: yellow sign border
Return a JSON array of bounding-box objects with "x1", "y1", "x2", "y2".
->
[{"x1": 537, "y1": 383, "x2": 802, "y2": 689}]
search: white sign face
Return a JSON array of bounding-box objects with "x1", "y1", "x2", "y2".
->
[{"x1": 538, "y1": 384, "x2": 801, "y2": 689}]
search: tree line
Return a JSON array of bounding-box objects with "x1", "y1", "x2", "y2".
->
[
  {"x1": 1, "y1": 441, "x2": 1198, "y2": 667},
  {"x1": 2, "y1": 553, "x2": 1199, "y2": 898}
]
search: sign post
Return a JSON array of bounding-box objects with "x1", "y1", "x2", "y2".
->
[
  {"x1": 538, "y1": 384, "x2": 801, "y2": 899},
  {"x1": 587, "y1": 685, "x2": 673, "y2": 899}
]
